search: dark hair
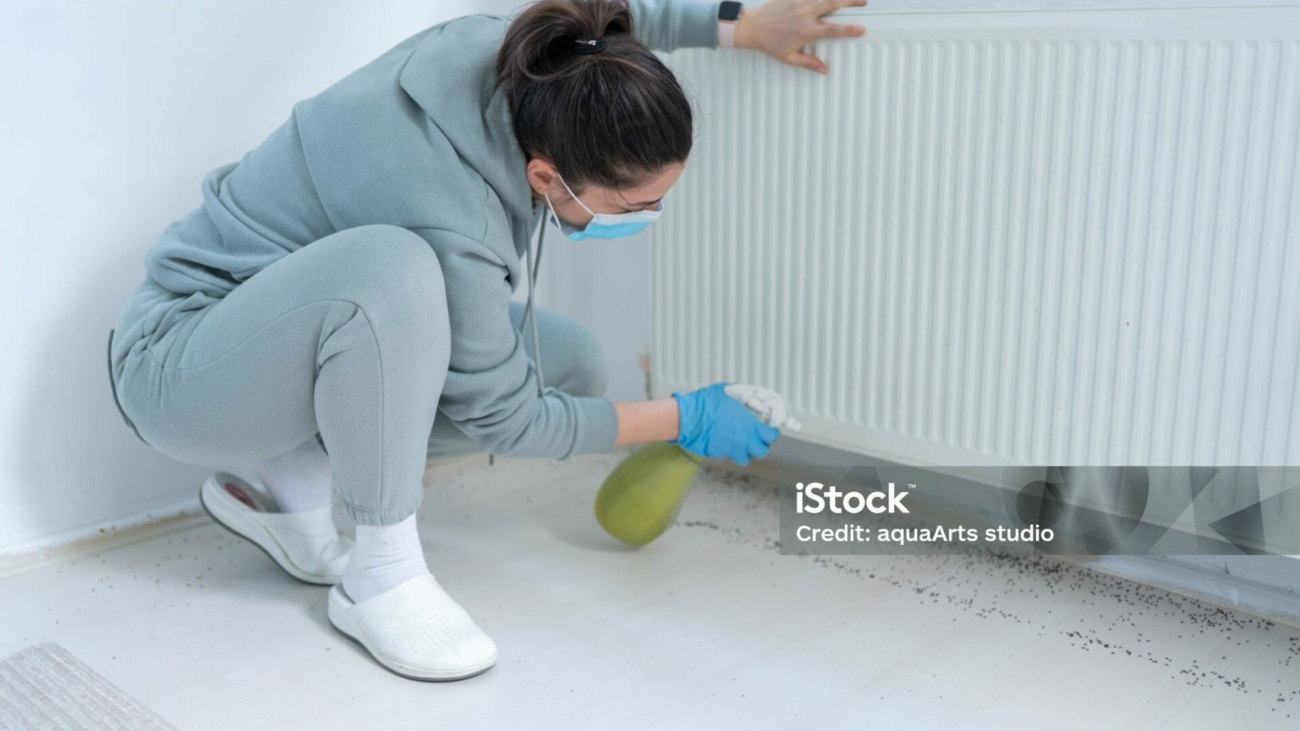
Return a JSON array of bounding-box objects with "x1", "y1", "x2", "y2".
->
[{"x1": 496, "y1": 0, "x2": 693, "y2": 194}]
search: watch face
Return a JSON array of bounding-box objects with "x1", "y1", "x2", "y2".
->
[{"x1": 719, "y1": 1, "x2": 742, "y2": 22}]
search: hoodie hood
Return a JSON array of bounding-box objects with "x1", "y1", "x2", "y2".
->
[{"x1": 398, "y1": 14, "x2": 540, "y2": 239}]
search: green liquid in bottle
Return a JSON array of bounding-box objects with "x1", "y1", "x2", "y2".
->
[{"x1": 595, "y1": 442, "x2": 707, "y2": 547}]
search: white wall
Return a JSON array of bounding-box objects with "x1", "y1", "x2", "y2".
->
[{"x1": 0, "y1": 0, "x2": 545, "y2": 553}]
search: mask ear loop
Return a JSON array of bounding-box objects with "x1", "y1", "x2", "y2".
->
[{"x1": 556, "y1": 170, "x2": 597, "y2": 219}]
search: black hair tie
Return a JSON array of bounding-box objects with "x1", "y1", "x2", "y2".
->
[{"x1": 572, "y1": 37, "x2": 606, "y2": 55}]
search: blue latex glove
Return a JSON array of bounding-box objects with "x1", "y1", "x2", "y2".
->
[{"x1": 669, "y1": 382, "x2": 782, "y2": 465}]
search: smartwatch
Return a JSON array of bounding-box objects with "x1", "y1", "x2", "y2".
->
[{"x1": 718, "y1": 1, "x2": 743, "y2": 48}]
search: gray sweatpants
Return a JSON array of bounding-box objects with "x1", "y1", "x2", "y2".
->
[{"x1": 108, "y1": 224, "x2": 608, "y2": 526}]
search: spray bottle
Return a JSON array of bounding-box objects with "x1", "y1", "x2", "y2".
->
[{"x1": 594, "y1": 385, "x2": 801, "y2": 546}]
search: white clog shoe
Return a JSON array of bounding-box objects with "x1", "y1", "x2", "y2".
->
[
  {"x1": 328, "y1": 574, "x2": 498, "y2": 681},
  {"x1": 200, "y1": 471, "x2": 352, "y2": 585}
]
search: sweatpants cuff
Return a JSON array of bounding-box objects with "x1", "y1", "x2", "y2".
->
[{"x1": 343, "y1": 499, "x2": 422, "y2": 527}]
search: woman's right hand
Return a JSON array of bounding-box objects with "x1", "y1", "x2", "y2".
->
[{"x1": 669, "y1": 383, "x2": 781, "y2": 465}]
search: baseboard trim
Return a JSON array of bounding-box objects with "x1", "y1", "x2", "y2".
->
[
  {"x1": 1080, "y1": 555, "x2": 1300, "y2": 629},
  {"x1": 0, "y1": 498, "x2": 205, "y2": 579}
]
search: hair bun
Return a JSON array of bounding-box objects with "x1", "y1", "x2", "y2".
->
[
  {"x1": 498, "y1": 0, "x2": 634, "y2": 80},
  {"x1": 572, "y1": 37, "x2": 606, "y2": 55}
]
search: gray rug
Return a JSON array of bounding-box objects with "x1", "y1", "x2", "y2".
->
[{"x1": 0, "y1": 643, "x2": 177, "y2": 730}]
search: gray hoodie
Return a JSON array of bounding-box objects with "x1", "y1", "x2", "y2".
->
[{"x1": 140, "y1": 2, "x2": 719, "y2": 461}]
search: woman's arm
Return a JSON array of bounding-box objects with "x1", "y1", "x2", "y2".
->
[
  {"x1": 626, "y1": 0, "x2": 721, "y2": 51},
  {"x1": 419, "y1": 228, "x2": 620, "y2": 460},
  {"x1": 613, "y1": 398, "x2": 681, "y2": 447}
]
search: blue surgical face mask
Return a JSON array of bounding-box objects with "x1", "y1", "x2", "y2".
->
[{"x1": 544, "y1": 171, "x2": 664, "y2": 241}]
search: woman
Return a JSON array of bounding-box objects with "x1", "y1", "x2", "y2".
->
[{"x1": 106, "y1": 0, "x2": 867, "y2": 681}]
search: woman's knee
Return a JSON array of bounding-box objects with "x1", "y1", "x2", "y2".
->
[
  {"x1": 340, "y1": 225, "x2": 443, "y2": 292},
  {"x1": 316, "y1": 225, "x2": 448, "y2": 336}
]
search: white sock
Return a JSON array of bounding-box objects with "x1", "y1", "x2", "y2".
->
[
  {"x1": 253, "y1": 434, "x2": 335, "y2": 513},
  {"x1": 343, "y1": 514, "x2": 430, "y2": 603}
]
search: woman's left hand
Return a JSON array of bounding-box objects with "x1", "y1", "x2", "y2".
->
[{"x1": 733, "y1": 0, "x2": 868, "y2": 75}]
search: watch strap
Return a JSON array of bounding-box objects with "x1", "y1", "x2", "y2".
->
[
  {"x1": 718, "y1": 20, "x2": 737, "y2": 48},
  {"x1": 717, "y1": 1, "x2": 743, "y2": 48}
]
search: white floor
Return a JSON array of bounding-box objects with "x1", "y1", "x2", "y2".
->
[{"x1": 1, "y1": 451, "x2": 1297, "y2": 730}]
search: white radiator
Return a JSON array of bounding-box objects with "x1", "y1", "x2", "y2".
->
[{"x1": 651, "y1": 3, "x2": 1300, "y2": 468}]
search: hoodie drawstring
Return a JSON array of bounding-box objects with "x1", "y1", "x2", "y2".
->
[
  {"x1": 490, "y1": 202, "x2": 548, "y2": 468},
  {"x1": 525, "y1": 202, "x2": 546, "y2": 397}
]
